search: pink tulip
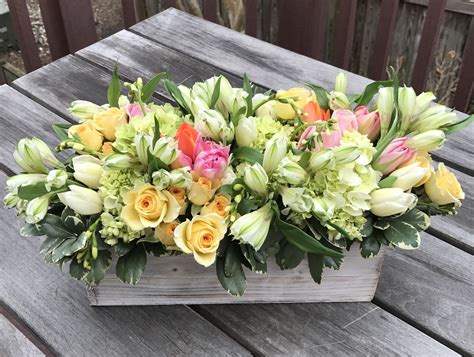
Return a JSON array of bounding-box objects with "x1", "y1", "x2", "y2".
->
[
  {"x1": 355, "y1": 106, "x2": 381, "y2": 140},
  {"x1": 170, "y1": 152, "x2": 193, "y2": 170},
  {"x1": 373, "y1": 137, "x2": 416, "y2": 174},
  {"x1": 297, "y1": 126, "x2": 317, "y2": 150},
  {"x1": 126, "y1": 103, "x2": 146, "y2": 118},
  {"x1": 193, "y1": 147, "x2": 230, "y2": 179},
  {"x1": 332, "y1": 109, "x2": 358, "y2": 132},
  {"x1": 193, "y1": 136, "x2": 230, "y2": 160},
  {"x1": 320, "y1": 128, "x2": 342, "y2": 149}
]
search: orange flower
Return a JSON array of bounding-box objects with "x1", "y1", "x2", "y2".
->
[
  {"x1": 301, "y1": 100, "x2": 330, "y2": 123},
  {"x1": 175, "y1": 123, "x2": 199, "y2": 159}
]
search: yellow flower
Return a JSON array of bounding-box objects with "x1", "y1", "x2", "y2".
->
[
  {"x1": 174, "y1": 213, "x2": 227, "y2": 266},
  {"x1": 424, "y1": 163, "x2": 464, "y2": 206},
  {"x1": 201, "y1": 194, "x2": 231, "y2": 218},
  {"x1": 167, "y1": 186, "x2": 188, "y2": 214},
  {"x1": 68, "y1": 120, "x2": 103, "y2": 152},
  {"x1": 155, "y1": 221, "x2": 180, "y2": 250},
  {"x1": 275, "y1": 88, "x2": 311, "y2": 119},
  {"x1": 121, "y1": 183, "x2": 181, "y2": 231},
  {"x1": 93, "y1": 107, "x2": 128, "y2": 141},
  {"x1": 188, "y1": 174, "x2": 220, "y2": 206},
  {"x1": 101, "y1": 142, "x2": 114, "y2": 156},
  {"x1": 400, "y1": 151, "x2": 433, "y2": 187}
]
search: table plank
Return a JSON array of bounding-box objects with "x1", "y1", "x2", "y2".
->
[
  {"x1": 0, "y1": 313, "x2": 45, "y2": 357},
  {"x1": 131, "y1": 9, "x2": 473, "y2": 175},
  {"x1": 429, "y1": 166, "x2": 473, "y2": 253},
  {"x1": 0, "y1": 169, "x2": 250, "y2": 356},
  {"x1": 76, "y1": 30, "x2": 244, "y2": 97},
  {"x1": 375, "y1": 232, "x2": 474, "y2": 355},
  {"x1": 195, "y1": 303, "x2": 458, "y2": 356}
]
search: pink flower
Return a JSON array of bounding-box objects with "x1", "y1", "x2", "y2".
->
[
  {"x1": 126, "y1": 103, "x2": 146, "y2": 118},
  {"x1": 297, "y1": 126, "x2": 317, "y2": 150},
  {"x1": 320, "y1": 128, "x2": 342, "y2": 149},
  {"x1": 373, "y1": 137, "x2": 416, "y2": 174},
  {"x1": 170, "y1": 153, "x2": 193, "y2": 170},
  {"x1": 355, "y1": 106, "x2": 381, "y2": 141},
  {"x1": 193, "y1": 136, "x2": 229, "y2": 160},
  {"x1": 193, "y1": 147, "x2": 230, "y2": 179},
  {"x1": 332, "y1": 109, "x2": 358, "y2": 132}
]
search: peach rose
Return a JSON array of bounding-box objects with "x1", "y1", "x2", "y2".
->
[
  {"x1": 188, "y1": 174, "x2": 220, "y2": 206},
  {"x1": 93, "y1": 107, "x2": 128, "y2": 141},
  {"x1": 68, "y1": 120, "x2": 103, "y2": 152},
  {"x1": 201, "y1": 194, "x2": 231, "y2": 218},
  {"x1": 424, "y1": 163, "x2": 464, "y2": 206},
  {"x1": 167, "y1": 186, "x2": 188, "y2": 214},
  {"x1": 155, "y1": 221, "x2": 180, "y2": 250}
]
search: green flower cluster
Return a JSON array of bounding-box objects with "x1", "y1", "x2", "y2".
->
[
  {"x1": 98, "y1": 168, "x2": 143, "y2": 244},
  {"x1": 254, "y1": 115, "x2": 284, "y2": 150}
]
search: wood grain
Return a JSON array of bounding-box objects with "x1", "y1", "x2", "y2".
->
[
  {"x1": 375, "y1": 232, "x2": 474, "y2": 355},
  {"x1": 0, "y1": 170, "x2": 251, "y2": 357},
  {"x1": 0, "y1": 314, "x2": 45, "y2": 357},
  {"x1": 90, "y1": 247, "x2": 384, "y2": 305}
]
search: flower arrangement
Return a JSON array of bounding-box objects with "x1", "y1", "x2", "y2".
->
[{"x1": 4, "y1": 69, "x2": 472, "y2": 296}]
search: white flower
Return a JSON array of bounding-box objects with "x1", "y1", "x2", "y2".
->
[
  {"x1": 13, "y1": 138, "x2": 59, "y2": 173},
  {"x1": 58, "y1": 185, "x2": 103, "y2": 215},
  {"x1": 398, "y1": 86, "x2": 417, "y2": 131},
  {"x1": 152, "y1": 137, "x2": 179, "y2": 165},
  {"x1": 69, "y1": 100, "x2": 105, "y2": 121},
  {"x1": 195, "y1": 109, "x2": 233, "y2": 142},
  {"x1": 230, "y1": 203, "x2": 273, "y2": 250},
  {"x1": 25, "y1": 194, "x2": 51, "y2": 223},
  {"x1": 262, "y1": 131, "x2": 288, "y2": 173},
  {"x1": 243, "y1": 162, "x2": 268, "y2": 196},
  {"x1": 407, "y1": 130, "x2": 445, "y2": 151},
  {"x1": 388, "y1": 162, "x2": 429, "y2": 191},
  {"x1": 308, "y1": 149, "x2": 333, "y2": 173},
  {"x1": 235, "y1": 116, "x2": 258, "y2": 147},
  {"x1": 276, "y1": 157, "x2": 308, "y2": 185},
  {"x1": 134, "y1": 133, "x2": 152, "y2": 166},
  {"x1": 46, "y1": 169, "x2": 68, "y2": 191},
  {"x1": 377, "y1": 87, "x2": 394, "y2": 137},
  {"x1": 335, "y1": 72, "x2": 348, "y2": 93},
  {"x1": 370, "y1": 188, "x2": 417, "y2": 217},
  {"x1": 280, "y1": 187, "x2": 313, "y2": 213},
  {"x1": 73, "y1": 155, "x2": 103, "y2": 189}
]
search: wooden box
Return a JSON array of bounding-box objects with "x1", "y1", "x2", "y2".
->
[{"x1": 87, "y1": 247, "x2": 385, "y2": 305}]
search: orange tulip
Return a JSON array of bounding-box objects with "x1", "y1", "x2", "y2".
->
[
  {"x1": 175, "y1": 123, "x2": 199, "y2": 159},
  {"x1": 301, "y1": 101, "x2": 330, "y2": 123}
]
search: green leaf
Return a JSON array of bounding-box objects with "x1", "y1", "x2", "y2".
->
[
  {"x1": 216, "y1": 252, "x2": 247, "y2": 297},
  {"x1": 326, "y1": 221, "x2": 352, "y2": 239},
  {"x1": 383, "y1": 221, "x2": 420, "y2": 250},
  {"x1": 85, "y1": 250, "x2": 112, "y2": 285},
  {"x1": 275, "y1": 239, "x2": 305, "y2": 269},
  {"x1": 61, "y1": 208, "x2": 85, "y2": 235},
  {"x1": 143, "y1": 242, "x2": 166, "y2": 257},
  {"x1": 164, "y1": 79, "x2": 191, "y2": 114},
  {"x1": 240, "y1": 244, "x2": 267, "y2": 274},
  {"x1": 17, "y1": 183, "x2": 48, "y2": 200},
  {"x1": 40, "y1": 214, "x2": 75, "y2": 239},
  {"x1": 116, "y1": 244, "x2": 147, "y2": 285},
  {"x1": 232, "y1": 147, "x2": 263, "y2": 164},
  {"x1": 51, "y1": 233, "x2": 88, "y2": 262},
  {"x1": 224, "y1": 241, "x2": 241, "y2": 277},
  {"x1": 360, "y1": 234, "x2": 381, "y2": 258},
  {"x1": 273, "y1": 212, "x2": 343, "y2": 258},
  {"x1": 152, "y1": 115, "x2": 161, "y2": 147},
  {"x1": 243, "y1": 73, "x2": 254, "y2": 116},
  {"x1": 304, "y1": 83, "x2": 329, "y2": 110},
  {"x1": 217, "y1": 235, "x2": 232, "y2": 257},
  {"x1": 378, "y1": 175, "x2": 397, "y2": 189},
  {"x1": 373, "y1": 220, "x2": 390, "y2": 230},
  {"x1": 20, "y1": 223, "x2": 43, "y2": 237},
  {"x1": 69, "y1": 259, "x2": 88, "y2": 280},
  {"x1": 354, "y1": 80, "x2": 393, "y2": 106},
  {"x1": 298, "y1": 151, "x2": 312, "y2": 169},
  {"x1": 392, "y1": 208, "x2": 430, "y2": 231},
  {"x1": 141, "y1": 72, "x2": 166, "y2": 102},
  {"x1": 307, "y1": 253, "x2": 324, "y2": 284},
  {"x1": 209, "y1": 76, "x2": 222, "y2": 109},
  {"x1": 444, "y1": 114, "x2": 473, "y2": 134},
  {"x1": 40, "y1": 236, "x2": 66, "y2": 256},
  {"x1": 52, "y1": 123, "x2": 71, "y2": 141},
  {"x1": 237, "y1": 198, "x2": 259, "y2": 215},
  {"x1": 360, "y1": 216, "x2": 373, "y2": 238},
  {"x1": 107, "y1": 65, "x2": 121, "y2": 108}
]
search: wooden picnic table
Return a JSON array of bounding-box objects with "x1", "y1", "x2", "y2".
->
[{"x1": 0, "y1": 9, "x2": 472, "y2": 356}]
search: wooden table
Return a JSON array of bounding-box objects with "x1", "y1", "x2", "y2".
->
[{"x1": 0, "y1": 9, "x2": 472, "y2": 356}]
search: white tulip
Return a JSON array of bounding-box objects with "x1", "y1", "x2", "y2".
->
[
  {"x1": 58, "y1": 185, "x2": 103, "y2": 215},
  {"x1": 235, "y1": 116, "x2": 258, "y2": 147},
  {"x1": 377, "y1": 87, "x2": 394, "y2": 137},
  {"x1": 263, "y1": 131, "x2": 288, "y2": 173},
  {"x1": 230, "y1": 203, "x2": 273, "y2": 250},
  {"x1": 389, "y1": 162, "x2": 429, "y2": 191},
  {"x1": 73, "y1": 155, "x2": 103, "y2": 189},
  {"x1": 370, "y1": 188, "x2": 417, "y2": 217},
  {"x1": 398, "y1": 86, "x2": 417, "y2": 131}
]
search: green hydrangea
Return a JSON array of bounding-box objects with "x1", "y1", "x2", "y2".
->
[
  {"x1": 98, "y1": 168, "x2": 143, "y2": 244},
  {"x1": 254, "y1": 115, "x2": 284, "y2": 150}
]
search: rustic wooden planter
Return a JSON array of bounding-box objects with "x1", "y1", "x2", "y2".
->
[{"x1": 88, "y1": 246, "x2": 385, "y2": 306}]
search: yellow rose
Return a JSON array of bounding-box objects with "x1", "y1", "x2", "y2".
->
[
  {"x1": 201, "y1": 194, "x2": 231, "y2": 218},
  {"x1": 275, "y1": 87, "x2": 311, "y2": 119},
  {"x1": 424, "y1": 163, "x2": 465, "y2": 206},
  {"x1": 93, "y1": 107, "x2": 128, "y2": 141},
  {"x1": 101, "y1": 142, "x2": 114, "y2": 156},
  {"x1": 188, "y1": 175, "x2": 220, "y2": 206},
  {"x1": 400, "y1": 151, "x2": 433, "y2": 187},
  {"x1": 68, "y1": 120, "x2": 103, "y2": 152},
  {"x1": 174, "y1": 213, "x2": 227, "y2": 266},
  {"x1": 121, "y1": 183, "x2": 181, "y2": 231},
  {"x1": 155, "y1": 221, "x2": 180, "y2": 250},
  {"x1": 167, "y1": 186, "x2": 188, "y2": 214}
]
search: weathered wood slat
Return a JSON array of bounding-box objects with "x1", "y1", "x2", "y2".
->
[
  {"x1": 333, "y1": 0, "x2": 357, "y2": 70},
  {"x1": 58, "y1": 0, "x2": 98, "y2": 53},
  {"x1": 38, "y1": 0, "x2": 69, "y2": 60},
  {"x1": 0, "y1": 108, "x2": 251, "y2": 357},
  {"x1": 202, "y1": 0, "x2": 218, "y2": 23},
  {"x1": 90, "y1": 247, "x2": 384, "y2": 305},
  {"x1": 0, "y1": 313, "x2": 45, "y2": 357},
  {"x1": 131, "y1": 9, "x2": 472, "y2": 175},
  {"x1": 411, "y1": 0, "x2": 447, "y2": 92},
  {"x1": 6, "y1": 0, "x2": 42, "y2": 72},
  {"x1": 375, "y1": 232, "x2": 474, "y2": 355},
  {"x1": 244, "y1": 0, "x2": 257, "y2": 37},
  {"x1": 121, "y1": 0, "x2": 138, "y2": 28},
  {"x1": 196, "y1": 301, "x2": 458, "y2": 356},
  {"x1": 453, "y1": 17, "x2": 473, "y2": 113},
  {"x1": 429, "y1": 165, "x2": 473, "y2": 253},
  {"x1": 75, "y1": 30, "x2": 244, "y2": 99}
]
